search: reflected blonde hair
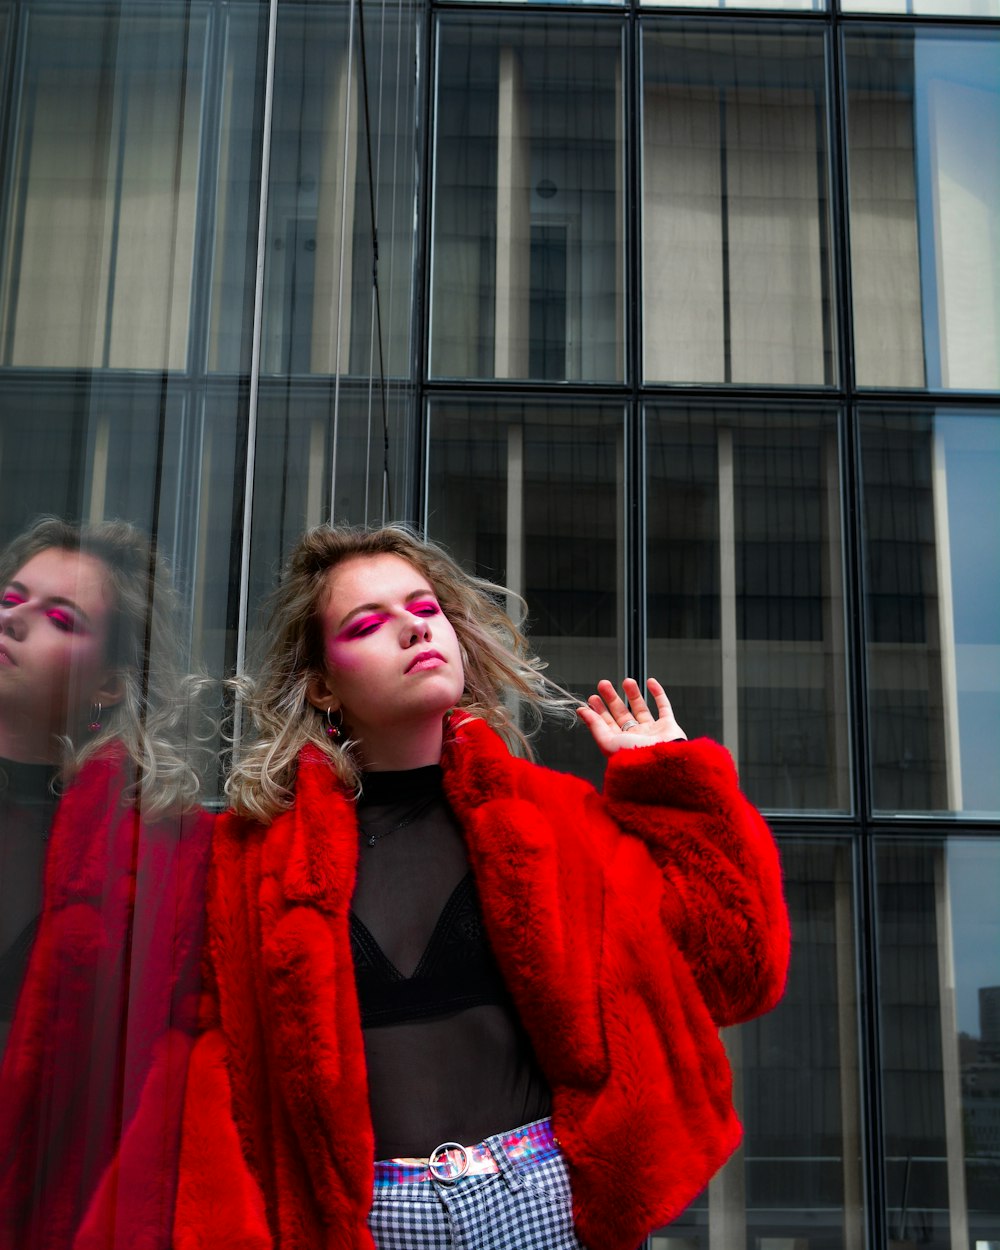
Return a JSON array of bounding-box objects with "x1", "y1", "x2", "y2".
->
[
  {"x1": 227, "y1": 524, "x2": 575, "y2": 823},
  {"x1": 0, "y1": 517, "x2": 210, "y2": 816}
]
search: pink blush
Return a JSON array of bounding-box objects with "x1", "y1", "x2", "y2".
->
[{"x1": 325, "y1": 640, "x2": 367, "y2": 671}]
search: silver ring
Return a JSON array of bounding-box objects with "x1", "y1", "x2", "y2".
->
[
  {"x1": 428, "y1": 1141, "x2": 469, "y2": 1182},
  {"x1": 621, "y1": 718, "x2": 638, "y2": 732}
]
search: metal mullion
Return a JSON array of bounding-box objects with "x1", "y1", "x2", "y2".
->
[
  {"x1": 186, "y1": 0, "x2": 230, "y2": 382},
  {"x1": 232, "y1": 0, "x2": 278, "y2": 736},
  {"x1": 413, "y1": 3, "x2": 439, "y2": 531},
  {"x1": 627, "y1": 3, "x2": 645, "y2": 684},
  {"x1": 843, "y1": 388, "x2": 886, "y2": 1250}
]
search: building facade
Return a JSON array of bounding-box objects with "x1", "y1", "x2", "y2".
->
[{"x1": 0, "y1": 0, "x2": 997, "y2": 1245}]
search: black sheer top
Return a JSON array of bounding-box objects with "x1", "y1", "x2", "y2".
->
[
  {"x1": 352, "y1": 766, "x2": 550, "y2": 1160},
  {"x1": 0, "y1": 758, "x2": 59, "y2": 1058}
]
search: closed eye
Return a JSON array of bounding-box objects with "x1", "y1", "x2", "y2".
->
[
  {"x1": 46, "y1": 609, "x2": 78, "y2": 632},
  {"x1": 410, "y1": 600, "x2": 440, "y2": 617},
  {"x1": 0, "y1": 591, "x2": 25, "y2": 607},
  {"x1": 343, "y1": 613, "x2": 388, "y2": 640}
]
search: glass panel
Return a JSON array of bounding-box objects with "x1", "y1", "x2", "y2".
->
[
  {"x1": 259, "y1": 0, "x2": 419, "y2": 381},
  {"x1": 845, "y1": 30, "x2": 1000, "y2": 390},
  {"x1": 646, "y1": 405, "x2": 849, "y2": 813},
  {"x1": 430, "y1": 17, "x2": 625, "y2": 382},
  {"x1": 0, "y1": 2, "x2": 270, "y2": 1241},
  {"x1": 244, "y1": 378, "x2": 417, "y2": 661},
  {"x1": 207, "y1": 6, "x2": 277, "y2": 373},
  {"x1": 444, "y1": 0, "x2": 622, "y2": 6},
  {"x1": 860, "y1": 409, "x2": 1000, "y2": 817},
  {"x1": 244, "y1": 0, "x2": 423, "y2": 645},
  {"x1": 0, "y1": 378, "x2": 228, "y2": 1243},
  {"x1": 425, "y1": 399, "x2": 626, "y2": 784},
  {"x1": 876, "y1": 838, "x2": 1000, "y2": 1250},
  {"x1": 843, "y1": 0, "x2": 1000, "y2": 17},
  {"x1": 647, "y1": 0, "x2": 824, "y2": 10},
  {"x1": 641, "y1": 24, "x2": 835, "y2": 386},
  {"x1": 0, "y1": 4, "x2": 210, "y2": 370},
  {"x1": 651, "y1": 839, "x2": 864, "y2": 1250}
]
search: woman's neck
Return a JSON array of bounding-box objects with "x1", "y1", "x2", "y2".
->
[
  {"x1": 353, "y1": 717, "x2": 445, "y2": 773},
  {"x1": 0, "y1": 722, "x2": 60, "y2": 765}
]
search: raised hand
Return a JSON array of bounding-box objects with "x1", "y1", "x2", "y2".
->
[{"x1": 576, "y1": 677, "x2": 687, "y2": 757}]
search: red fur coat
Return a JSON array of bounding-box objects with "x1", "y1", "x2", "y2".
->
[
  {"x1": 0, "y1": 745, "x2": 212, "y2": 1250},
  {"x1": 173, "y1": 718, "x2": 789, "y2": 1250}
]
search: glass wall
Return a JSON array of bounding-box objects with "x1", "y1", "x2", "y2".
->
[
  {"x1": 0, "y1": 0, "x2": 420, "y2": 1241},
  {"x1": 0, "y1": 0, "x2": 997, "y2": 1244},
  {"x1": 421, "y1": 4, "x2": 999, "y2": 1248}
]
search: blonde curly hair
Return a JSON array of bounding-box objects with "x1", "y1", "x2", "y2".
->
[
  {"x1": 0, "y1": 517, "x2": 210, "y2": 816},
  {"x1": 227, "y1": 524, "x2": 575, "y2": 823}
]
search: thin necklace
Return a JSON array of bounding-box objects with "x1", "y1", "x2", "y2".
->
[{"x1": 359, "y1": 793, "x2": 438, "y2": 847}]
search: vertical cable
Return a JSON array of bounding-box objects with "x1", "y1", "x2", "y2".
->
[{"x1": 233, "y1": 0, "x2": 279, "y2": 740}]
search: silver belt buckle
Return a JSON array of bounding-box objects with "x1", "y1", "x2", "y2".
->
[{"x1": 428, "y1": 1141, "x2": 469, "y2": 1182}]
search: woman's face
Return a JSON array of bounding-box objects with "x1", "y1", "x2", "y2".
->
[
  {"x1": 0, "y1": 547, "x2": 121, "y2": 757},
  {"x1": 307, "y1": 552, "x2": 465, "y2": 768}
]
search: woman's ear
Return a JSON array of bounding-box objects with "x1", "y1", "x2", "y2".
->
[
  {"x1": 93, "y1": 670, "x2": 126, "y2": 710},
  {"x1": 305, "y1": 672, "x2": 338, "y2": 713}
]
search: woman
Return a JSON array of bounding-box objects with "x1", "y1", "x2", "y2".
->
[
  {"x1": 0, "y1": 518, "x2": 213, "y2": 1250},
  {"x1": 174, "y1": 524, "x2": 789, "y2": 1250}
]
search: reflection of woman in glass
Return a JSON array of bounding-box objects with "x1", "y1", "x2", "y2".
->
[
  {"x1": 175, "y1": 525, "x2": 789, "y2": 1250},
  {"x1": 0, "y1": 518, "x2": 212, "y2": 1250}
]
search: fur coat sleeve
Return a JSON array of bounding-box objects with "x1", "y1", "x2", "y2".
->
[{"x1": 172, "y1": 720, "x2": 789, "y2": 1250}]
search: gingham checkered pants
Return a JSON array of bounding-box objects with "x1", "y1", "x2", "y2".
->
[{"x1": 367, "y1": 1121, "x2": 587, "y2": 1249}]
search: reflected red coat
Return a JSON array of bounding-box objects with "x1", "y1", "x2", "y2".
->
[
  {"x1": 0, "y1": 745, "x2": 212, "y2": 1250},
  {"x1": 174, "y1": 719, "x2": 789, "y2": 1250}
]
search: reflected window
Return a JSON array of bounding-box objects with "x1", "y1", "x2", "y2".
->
[
  {"x1": 646, "y1": 0, "x2": 824, "y2": 8},
  {"x1": 860, "y1": 410, "x2": 1000, "y2": 817},
  {"x1": 641, "y1": 24, "x2": 835, "y2": 386},
  {"x1": 0, "y1": 0, "x2": 268, "y2": 376},
  {"x1": 652, "y1": 839, "x2": 863, "y2": 1249},
  {"x1": 0, "y1": 5, "x2": 210, "y2": 371},
  {"x1": 207, "y1": 7, "x2": 277, "y2": 374},
  {"x1": 876, "y1": 838, "x2": 1000, "y2": 1249},
  {"x1": 259, "y1": 3, "x2": 418, "y2": 380},
  {"x1": 843, "y1": 0, "x2": 999, "y2": 15},
  {"x1": 429, "y1": 17, "x2": 625, "y2": 382},
  {"x1": 646, "y1": 405, "x2": 849, "y2": 813},
  {"x1": 846, "y1": 31, "x2": 1000, "y2": 390},
  {"x1": 245, "y1": 378, "x2": 416, "y2": 655},
  {"x1": 425, "y1": 400, "x2": 625, "y2": 783}
]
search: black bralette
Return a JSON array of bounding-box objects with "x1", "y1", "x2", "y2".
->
[{"x1": 350, "y1": 870, "x2": 512, "y2": 1028}]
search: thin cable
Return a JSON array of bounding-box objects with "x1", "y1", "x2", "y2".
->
[{"x1": 356, "y1": 0, "x2": 392, "y2": 516}]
